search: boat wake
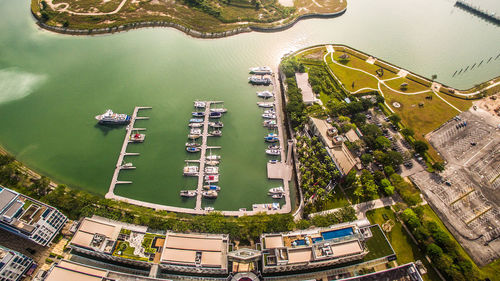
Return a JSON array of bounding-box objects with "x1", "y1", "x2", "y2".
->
[{"x1": 0, "y1": 68, "x2": 46, "y2": 104}]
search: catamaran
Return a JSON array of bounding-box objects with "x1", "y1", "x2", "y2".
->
[
  {"x1": 95, "y1": 109, "x2": 131, "y2": 125},
  {"x1": 183, "y1": 166, "x2": 199, "y2": 176},
  {"x1": 180, "y1": 190, "x2": 197, "y2": 197},
  {"x1": 257, "y1": 91, "x2": 274, "y2": 98},
  {"x1": 129, "y1": 132, "x2": 145, "y2": 143},
  {"x1": 249, "y1": 66, "x2": 272, "y2": 75}
]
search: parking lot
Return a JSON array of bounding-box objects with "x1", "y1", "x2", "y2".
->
[{"x1": 411, "y1": 108, "x2": 500, "y2": 266}]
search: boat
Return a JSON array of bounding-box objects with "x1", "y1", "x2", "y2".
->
[
  {"x1": 203, "y1": 185, "x2": 221, "y2": 191},
  {"x1": 268, "y1": 186, "x2": 284, "y2": 194},
  {"x1": 262, "y1": 113, "x2": 276, "y2": 119},
  {"x1": 257, "y1": 91, "x2": 273, "y2": 99},
  {"x1": 257, "y1": 102, "x2": 274, "y2": 108},
  {"x1": 239, "y1": 208, "x2": 247, "y2": 212},
  {"x1": 211, "y1": 130, "x2": 222, "y2": 136},
  {"x1": 189, "y1": 123, "x2": 203, "y2": 128},
  {"x1": 188, "y1": 134, "x2": 201, "y2": 140},
  {"x1": 183, "y1": 166, "x2": 199, "y2": 176},
  {"x1": 190, "y1": 128, "x2": 202, "y2": 135},
  {"x1": 204, "y1": 207, "x2": 215, "y2": 211},
  {"x1": 264, "y1": 136, "x2": 279, "y2": 143},
  {"x1": 186, "y1": 147, "x2": 200, "y2": 153},
  {"x1": 194, "y1": 101, "x2": 206, "y2": 108},
  {"x1": 263, "y1": 109, "x2": 275, "y2": 115},
  {"x1": 268, "y1": 144, "x2": 280, "y2": 150},
  {"x1": 266, "y1": 149, "x2": 280, "y2": 156},
  {"x1": 189, "y1": 118, "x2": 204, "y2": 123},
  {"x1": 205, "y1": 174, "x2": 219, "y2": 183},
  {"x1": 185, "y1": 142, "x2": 200, "y2": 147},
  {"x1": 129, "y1": 132, "x2": 145, "y2": 143},
  {"x1": 205, "y1": 166, "x2": 219, "y2": 174},
  {"x1": 269, "y1": 159, "x2": 278, "y2": 164},
  {"x1": 267, "y1": 133, "x2": 278, "y2": 138},
  {"x1": 206, "y1": 155, "x2": 221, "y2": 160},
  {"x1": 209, "y1": 121, "x2": 223, "y2": 128},
  {"x1": 180, "y1": 190, "x2": 197, "y2": 197},
  {"x1": 249, "y1": 66, "x2": 272, "y2": 75},
  {"x1": 192, "y1": 112, "x2": 205, "y2": 117},
  {"x1": 272, "y1": 193, "x2": 284, "y2": 199},
  {"x1": 120, "y1": 162, "x2": 135, "y2": 169},
  {"x1": 202, "y1": 190, "x2": 218, "y2": 199},
  {"x1": 95, "y1": 109, "x2": 131, "y2": 125},
  {"x1": 209, "y1": 112, "x2": 222, "y2": 118},
  {"x1": 249, "y1": 76, "x2": 272, "y2": 85},
  {"x1": 263, "y1": 120, "x2": 277, "y2": 128},
  {"x1": 210, "y1": 108, "x2": 227, "y2": 113},
  {"x1": 205, "y1": 160, "x2": 219, "y2": 166}
]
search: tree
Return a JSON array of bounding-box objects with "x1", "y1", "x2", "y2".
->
[
  {"x1": 375, "y1": 136, "x2": 391, "y2": 150},
  {"x1": 432, "y1": 162, "x2": 445, "y2": 172},
  {"x1": 384, "y1": 166, "x2": 395, "y2": 176},
  {"x1": 361, "y1": 153, "x2": 373, "y2": 165},
  {"x1": 402, "y1": 208, "x2": 420, "y2": 229},
  {"x1": 414, "y1": 140, "x2": 429, "y2": 154},
  {"x1": 388, "y1": 114, "x2": 401, "y2": 125},
  {"x1": 401, "y1": 128, "x2": 414, "y2": 137},
  {"x1": 427, "y1": 243, "x2": 443, "y2": 259},
  {"x1": 41, "y1": 0, "x2": 47, "y2": 9}
]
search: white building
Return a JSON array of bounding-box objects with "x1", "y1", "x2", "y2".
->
[{"x1": 0, "y1": 245, "x2": 35, "y2": 281}]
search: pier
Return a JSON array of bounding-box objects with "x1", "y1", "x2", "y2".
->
[
  {"x1": 105, "y1": 106, "x2": 152, "y2": 199},
  {"x1": 193, "y1": 101, "x2": 223, "y2": 210},
  {"x1": 455, "y1": 1, "x2": 500, "y2": 26}
]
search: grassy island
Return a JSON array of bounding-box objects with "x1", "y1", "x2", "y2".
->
[{"x1": 31, "y1": 0, "x2": 347, "y2": 36}]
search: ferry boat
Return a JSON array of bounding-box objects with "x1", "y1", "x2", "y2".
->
[
  {"x1": 186, "y1": 147, "x2": 200, "y2": 153},
  {"x1": 264, "y1": 136, "x2": 279, "y2": 143},
  {"x1": 180, "y1": 190, "x2": 197, "y2": 197},
  {"x1": 129, "y1": 132, "x2": 145, "y2": 143},
  {"x1": 95, "y1": 109, "x2": 131, "y2": 125},
  {"x1": 194, "y1": 101, "x2": 206, "y2": 108},
  {"x1": 206, "y1": 155, "x2": 221, "y2": 160},
  {"x1": 266, "y1": 149, "x2": 280, "y2": 156},
  {"x1": 190, "y1": 128, "x2": 202, "y2": 135},
  {"x1": 209, "y1": 121, "x2": 223, "y2": 128},
  {"x1": 211, "y1": 130, "x2": 222, "y2": 136},
  {"x1": 209, "y1": 112, "x2": 222, "y2": 118},
  {"x1": 257, "y1": 91, "x2": 273, "y2": 99},
  {"x1": 188, "y1": 134, "x2": 201, "y2": 140},
  {"x1": 189, "y1": 123, "x2": 203, "y2": 128},
  {"x1": 202, "y1": 190, "x2": 218, "y2": 199},
  {"x1": 249, "y1": 76, "x2": 271, "y2": 85},
  {"x1": 183, "y1": 166, "x2": 199, "y2": 176},
  {"x1": 189, "y1": 118, "x2": 204, "y2": 123},
  {"x1": 268, "y1": 186, "x2": 284, "y2": 194},
  {"x1": 192, "y1": 112, "x2": 205, "y2": 117},
  {"x1": 249, "y1": 66, "x2": 272, "y2": 75},
  {"x1": 203, "y1": 185, "x2": 221, "y2": 191},
  {"x1": 272, "y1": 193, "x2": 284, "y2": 199},
  {"x1": 185, "y1": 142, "x2": 200, "y2": 147},
  {"x1": 205, "y1": 166, "x2": 219, "y2": 174},
  {"x1": 262, "y1": 113, "x2": 276, "y2": 119},
  {"x1": 205, "y1": 160, "x2": 219, "y2": 166},
  {"x1": 204, "y1": 207, "x2": 215, "y2": 211},
  {"x1": 257, "y1": 102, "x2": 274, "y2": 108},
  {"x1": 210, "y1": 108, "x2": 227, "y2": 113},
  {"x1": 205, "y1": 174, "x2": 219, "y2": 183}
]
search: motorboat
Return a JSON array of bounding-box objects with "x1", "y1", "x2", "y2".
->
[
  {"x1": 186, "y1": 147, "x2": 200, "y2": 153},
  {"x1": 257, "y1": 91, "x2": 274, "y2": 99},
  {"x1": 257, "y1": 102, "x2": 274, "y2": 108},
  {"x1": 209, "y1": 112, "x2": 222, "y2": 118},
  {"x1": 206, "y1": 155, "x2": 221, "y2": 160},
  {"x1": 210, "y1": 107, "x2": 227, "y2": 113},
  {"x1": 269, "y1": 159, "x2": 278, "y2": 164},
  {"x1": 192, "y1": 112, "x2": 205, "y2": 117},
  {"x1": 120, "y1": 162, "x2": 135, "y2": 169},
  {"x1": 189, "y1": 118, "x2": 204, "y2": 123},
  {"x1": 272, "y1": 193, "x2": 284, "y2": 199},
  {"x1": 249, "y1": 66, "x2": 272, "y2": 75},
  {"x1": 95, "y1": 109, "x2": 130, "y2": 125},
  {"x1": 262, "y1": 113, "x2": 276, "y2": 119},
  {"x1": 209, "y1": 121, "x2": 223, "y2": 128},
  {"x1": 266, "y1": 149, "x2": 280, "y2": 156},
  {"x1": 211, "y1": 130, "x2": 222, "y2": 136},
  {"x1": 190, "y1": 128, "x2": 202, "y2": 135},
  {"x1": 183, "y1": 166, "x2": 199, "y2": 176},
  {"x1": 263, "y1": 109, "x2": 275, "y2": 115},
  {"x1": 203, "y1": 185, "x2": 221, "y2": 191},
  {"x1": 188, "y1": 134, "x2": 201, "y2": 140},
  {"x1": 268, "y1": 144, "x2": 280, "y2": 150},
  {"x1": 189, "y1": 123, "x2": 203, "y2": 128},
  {"x1": 129, "y1": 132, "x2": 145, "y2": 143},
  {"x1": 205, "y1": 166, "x2": 219, "y2": 174},
  {"x1": 263, "y1": 119, "x2": 277, "y2": 126},
  {"x1": 204, "y1": 174, "x2": 219, "y2": 183},
  {"x1": 264, "y1": 136, "x2": 279, "y2": 143},
  {"x1": 267, "y1": 133, "x2": 278, "y2": 138},
  {"x1": 249, "y1": 76, "x2": 272, "y2": 85},
  {"x1": 194, "y1": 101, "x2": 206, "y2": 108},
  {"x1": 268, "y1": 186, "x2": 285, "y2": 194},
  {"x1": 204, "y1": 207, "x2": 215, "y2": 211},
  {"x1": 180, "y1": 190, "x2": 197, "y2": 197},
  {"x1": 185, "y1": 142, "x2": 200, "y2": 147},
  {"x1": 202, "y1": 190, "x2": 218, "y2": 199}
]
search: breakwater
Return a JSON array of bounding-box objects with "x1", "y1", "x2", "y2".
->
[{"x1": 455, "y1": 0, "x2": 500, "y2": 26}]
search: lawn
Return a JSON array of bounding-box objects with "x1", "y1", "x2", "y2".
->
[
  {"x1": 437, "y1": 92, "x2": 472, "y2": 112},
  {"x1": 325, "y1": 55, "x2": 379, "y2": 92},
  {"x1": 363, "y1": 225, "x2": 395, "y2": 261},
  {"x1": 383, "y1": 77, "x2": 431, "y2": 94},
  {"x1": 366, "y1": 207, "x2": 441, "y2": 281},
  {"x1": 113, "y1": 241, "x2": 149, "y2": 262}
]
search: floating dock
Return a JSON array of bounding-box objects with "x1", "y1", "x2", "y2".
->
[{"x1": 105, "y1": 106, "x2": 152, "y2": 199}]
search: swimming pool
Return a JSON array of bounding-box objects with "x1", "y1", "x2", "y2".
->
[
  {"x1": 293, "y1": 239, "x2": 307, "y2": 246},
  {"x1": 321, "y1": 227, "x2": 354, "y2": 241}
]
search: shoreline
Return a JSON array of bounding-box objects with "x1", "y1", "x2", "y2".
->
[{"x1": 31, "y1": 8, "x2": 346, "y2": 39}]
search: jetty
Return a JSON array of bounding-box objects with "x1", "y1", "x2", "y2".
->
[
  {"x1": 193, "y1": 101, "x2": 223, "y2": 210},
  {"x1": 455, "y1": 1, "x2": 500, "y2": 26},
  {"x1": 105, "y1": 106, "x2": 152, "y2": 199}
]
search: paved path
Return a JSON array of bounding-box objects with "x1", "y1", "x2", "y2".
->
[
  {"x1": 309, "y1": 195, "x2": 400, "y2": 218},
  {"x1": 46, "y1": 0, "x2": 128, "y2": 15}
]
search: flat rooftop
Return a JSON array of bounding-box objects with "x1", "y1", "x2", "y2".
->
[
  {"x1": 45, "y1": 260, "x2": 107, "y2": 281},
  {"x1": 71, "y1": 217, "x2": 121, "y2": 249},
  {"x1": 160, "y1": 232, "x2": 228, "y2": 269},
  {"x1": 0, "y1": 188, "x2": 17, "y2": 213},
  {"x1": 295, "y1": 72, "x2": 316, "y2": 104}
]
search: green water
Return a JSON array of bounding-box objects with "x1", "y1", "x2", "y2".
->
[{"x1": 0, "y1": 0, "x2": 498, "y2": 210}]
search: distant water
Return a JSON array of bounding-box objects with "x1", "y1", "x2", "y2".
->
[{"x1": 0, "y1": 0, "x2": 498, "y2": 210}]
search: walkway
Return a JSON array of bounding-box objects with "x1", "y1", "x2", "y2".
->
[
  {"x1": 308, "y1": 195, "x2": 401, "y2": 218},
  {"x1": 46, "y1": 0, "x2": 128, "y2": 16}
]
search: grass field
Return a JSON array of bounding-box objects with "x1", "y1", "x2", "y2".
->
[
  {"x1": 383, "y1": 77, "x2": 431, "y2": 93},
  {"x1": 325, "y1": 55, "x2": 379, "y2": 92},
  {"x1": 363, "y1": 225, "x2": 395, "y2": 261},
  {"x1": 366, "y1": 207, "x2": 441, "y2": 281}
]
